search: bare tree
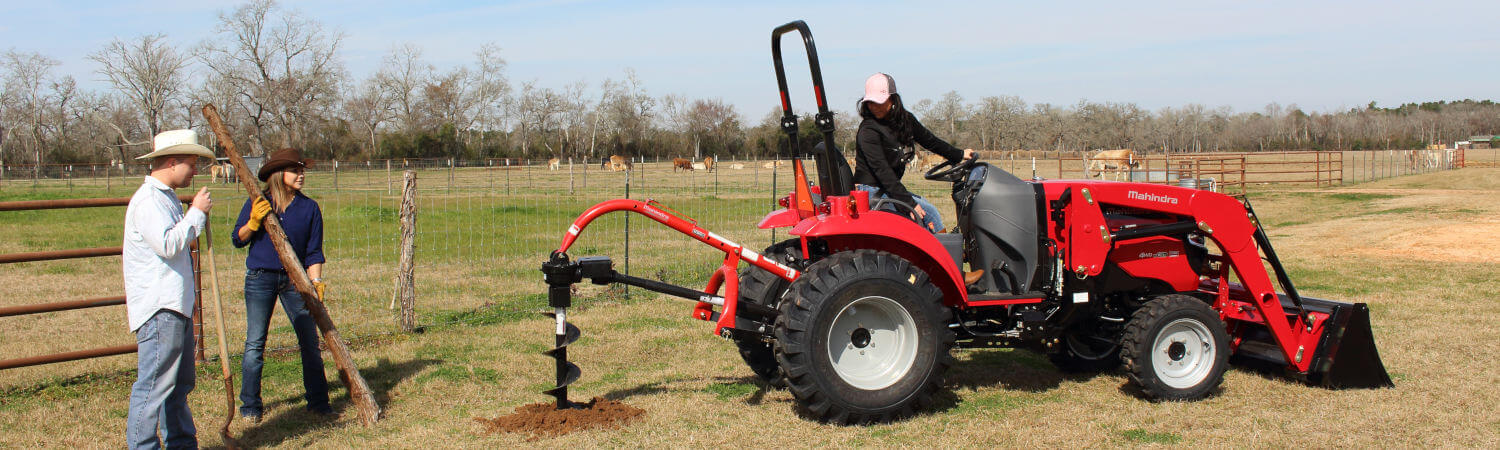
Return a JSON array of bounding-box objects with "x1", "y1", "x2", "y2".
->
[
  {"x1": 376, "y1": 43, "x2": 431, "y2": 134},
  {"x1": 198, "y1": 0, "x2": 344, "y2": 152},
  {"x1": 2, "y1": 50, "x2": 61, "y2": 173},
  {"x1": 599, "y1": 69, "x2": 655, "y2": 155},
  {"x1": 89, "y1": 34, "x2": 188, "y2": 137},
  {"x1": 342, "y1": 77, "x2": 392, "y2": 158},
  {"x1": 470, "y1": 43, "x2": 510, "y2": 152}
]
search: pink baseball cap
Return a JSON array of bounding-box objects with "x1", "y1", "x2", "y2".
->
[{"x1": 861, "y1": 72, "x2": 898, "y2": 104}]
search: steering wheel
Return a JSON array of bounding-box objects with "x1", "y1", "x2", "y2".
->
[{"x1": 924, "y1": 154, "x2": 980, "y2": 182}]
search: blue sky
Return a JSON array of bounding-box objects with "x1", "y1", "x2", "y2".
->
[{"x1": 4, "y1": 0, "x2": 1497, "y2": 120}]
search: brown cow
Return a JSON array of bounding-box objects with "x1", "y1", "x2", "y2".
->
[
  {"x1": 609, "y1": 155, "x2": 632, "y2": 172},
  {"x1": 916, "y1": 153, "x2": 947, "y2": 171},
  {"x1": 673, "y1": 157, "x2": 694, "y2": 172},
  {"x1": 1087, "y1": 149, "x2": 1138, "y2": 180},
  {"x1": 702, "y1": 156, "x2": 715, "y2": 172}
]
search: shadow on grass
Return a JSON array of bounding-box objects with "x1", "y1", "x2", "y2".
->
[
  {"x1": 240, "y1": 357, "x2": 437, "y2": 448},
  {"x1": 926, "y1": 348, "x2": 1116, "y2": 415}
]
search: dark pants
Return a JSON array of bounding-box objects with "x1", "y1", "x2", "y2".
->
[{"x1": 240, "y1": 269, "x2": 330, "y2": 415}]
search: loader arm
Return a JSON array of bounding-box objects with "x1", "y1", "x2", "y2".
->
[{"x1": 1053, "y1": 182, "x2": 1326, "y2": 373}]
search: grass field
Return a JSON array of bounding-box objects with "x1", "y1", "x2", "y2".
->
[{"x1": 1, "y1": 151, "x2": 1498, "y2": 447}]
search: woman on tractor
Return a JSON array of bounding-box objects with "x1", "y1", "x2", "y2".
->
[
  {"x1": 852, "y1": 72, "x2": 976, "y2": 234},
  {"x1": 231, "y1": 148, "x2": 333, "y2": 422}
]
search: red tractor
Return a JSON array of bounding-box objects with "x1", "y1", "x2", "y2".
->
[{"x1": 540, "y1": 21, "x2": 1390, "y2": 423}]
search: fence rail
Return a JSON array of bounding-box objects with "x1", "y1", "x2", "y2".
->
[{"x1": 0, "y1": 195, "x2": 205, "y2": 371}]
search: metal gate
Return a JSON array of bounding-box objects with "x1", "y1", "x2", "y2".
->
[{"x1": 0, "y1": 196, "x2": 204, "y2": 370}]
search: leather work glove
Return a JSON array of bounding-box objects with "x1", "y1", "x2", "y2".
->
[
  {"x1": 313, "y1": 280, "x2": 327, "y2": 302},
  {"x1": 245, "y1": 197, "x2": 272, "y2": 231}
]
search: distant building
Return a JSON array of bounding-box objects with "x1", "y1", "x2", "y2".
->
[{"x1": 1466, "y1": 135, "x2": 1495, "y2": 149}]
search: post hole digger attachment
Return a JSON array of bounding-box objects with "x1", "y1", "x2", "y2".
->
[{"x1": 538, "y1": 20, "x2": 1391, "y2": 423}]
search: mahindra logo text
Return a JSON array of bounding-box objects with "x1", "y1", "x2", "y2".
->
[{"x1": 1127, "y1": 190, "x2": 1179, "y2": 205}]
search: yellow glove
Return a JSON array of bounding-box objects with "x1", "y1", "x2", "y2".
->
[
  {"x1": 313, "y1": 281, "x2": 327, "y2": 302},
  {"x1": 245, "y1": 197, "x2": 272, "y2": 232}
]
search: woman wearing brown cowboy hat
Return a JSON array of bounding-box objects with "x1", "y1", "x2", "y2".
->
[{"x1": 230, "y1": 148, "x2": 333, "y2": 422}]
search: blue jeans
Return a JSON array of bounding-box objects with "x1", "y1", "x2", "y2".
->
[
  {"x1": 240, "y1": 269, "x2": 330, "y2": 416},
  {"x1": 127, "y1": 309, "x2": 197, "y2": 449},
  {"x1": 855, "y1": 184, "x2": 945, "y2": 232}
]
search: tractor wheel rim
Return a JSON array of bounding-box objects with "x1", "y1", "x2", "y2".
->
[
  {"x1": 1151, "y1": 318, "x2": 1216, "y2": 389},
  {"x1": 826, "y1": 295, "x2": 919, "y2": 390}
]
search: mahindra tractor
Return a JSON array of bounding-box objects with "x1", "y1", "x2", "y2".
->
[{"x1": 539, "y1": 21, "x2": 1391, "y2": 423}]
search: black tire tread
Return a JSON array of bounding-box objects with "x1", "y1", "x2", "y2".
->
[
  {"x1": 733, "y1": 239, "x2": 800, "y2": 388},
  {"x1": 1119, "y1": 294, "x2": 1230, "y2": 401},
  {"x1": 773, "y1": 249, "x2": 955, "y2": 424}
]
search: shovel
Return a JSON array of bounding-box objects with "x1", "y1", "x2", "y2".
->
[{"x1": 202, "y1": 217, "x2": 241, "y2": 448}]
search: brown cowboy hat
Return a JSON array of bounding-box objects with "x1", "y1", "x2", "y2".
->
[{"x1": 257, "y1": 148, "x2": 315, "y2": 182}]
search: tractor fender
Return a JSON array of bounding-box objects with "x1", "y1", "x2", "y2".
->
[
  {"x1": 758, "y1": 208, "x2": 802, "y2": 229},
  {"x1": 791, "y1": 211, "x2": 968, "y2": 306}
]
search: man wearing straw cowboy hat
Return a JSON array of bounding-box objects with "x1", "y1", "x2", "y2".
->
[{"x1": 122, "y1": 128, "x2": 215, "y2": 449}]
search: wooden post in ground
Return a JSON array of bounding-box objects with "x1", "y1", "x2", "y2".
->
[
  {"x1": 201, "y1": 104, "x2": 382, "y2": 427},
  {"x1": 391, "y1": 170, "x2": 418, "y2": 332}
]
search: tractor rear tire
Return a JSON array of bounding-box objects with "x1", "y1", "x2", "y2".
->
[
  {"x1": 734, "y1": 239, "x2": 801, "y2": 388},
  {"x1": 1120, "y1": 294, "x2": 1230, "y2": 400},
  {"x1": 774, "y1": 250, "x2": 954, "y2": 424}
]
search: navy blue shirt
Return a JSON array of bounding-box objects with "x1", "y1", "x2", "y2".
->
[{"x1": 232, "y1": 191, "x2": 325, "y2": 270}]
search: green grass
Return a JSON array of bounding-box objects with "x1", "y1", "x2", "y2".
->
[
  {"x1": 1328, "y1": 192, "x2": 1397, "y2": 202},
  {"x1": 1120, "y1": 428, "x2": 1183, "y2": 444},
  {"x1": 703, "y1": 381, "x2": 758, "y2": 400}
]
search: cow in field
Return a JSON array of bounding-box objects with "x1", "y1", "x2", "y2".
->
[
  {"x1": 609, "y1": 155, "x2": 631, "y2": 172},
  {"x1": 548, "y1": 158, "x2": 561, "y2": 171},
  {"x1": 673, "y1": 157, "x2": 694, "y2": 172},
  {"x1": 702, "y1": 156, "x2": 715, "y2": 172},
  {"x1": 1087, "y1": 149, "x2": 1138, "y2": 180},
  {"x1": 210, "y1": 163, "x2": 234, "y2": 184},
  {"x1": 730, "y1": 163, "x2": 745, "y2": 170},
  {"x1": 763, "y1": 160, "x2": 788, "y2": 169},
  {"x1": 915, "y1": 153, "x2": 947, "y2": 171}
]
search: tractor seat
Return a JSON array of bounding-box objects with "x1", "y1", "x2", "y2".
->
[{"x1": 814, "y1": 142, "x2": 854, "y2": 196}]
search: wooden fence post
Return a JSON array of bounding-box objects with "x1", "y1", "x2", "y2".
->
[{"x1": 393, "y1": 170, "x2": 418, "y2": 332}]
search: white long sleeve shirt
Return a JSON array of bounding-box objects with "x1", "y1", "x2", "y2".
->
[{"x1": 122, "y1": 176, "x2": 205, "y2": 332}]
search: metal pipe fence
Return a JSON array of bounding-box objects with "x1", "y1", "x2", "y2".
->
[{"x1": 0, "y1": 195, "x2": 205, "y2": 371}]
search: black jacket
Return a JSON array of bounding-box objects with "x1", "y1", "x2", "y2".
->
[{"x1": 852, "y1": 115, "x2": 962, "y2": 204}]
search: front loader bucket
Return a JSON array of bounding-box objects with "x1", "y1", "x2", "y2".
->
[
  {"x1": 1232, "y1": 296, "x2": 1393, "y2": 389},
  {"x1": 1301, "y1": 297, "x2": 1394, "y2": 389}
]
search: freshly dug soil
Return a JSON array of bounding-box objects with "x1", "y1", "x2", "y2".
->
[{"x1": 475, "y1": 397, "x2": 644, "y2": 440}]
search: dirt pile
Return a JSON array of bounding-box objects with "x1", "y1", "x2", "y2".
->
[{"x1": 475, "y1": 397, "x2": 644, "y2": 440}]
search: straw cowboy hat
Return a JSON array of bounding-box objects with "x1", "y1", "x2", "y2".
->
[
  {"x1": 136, "y1": 129, "x2": 216, "y2": 160},
  {"x1": 257, "y1": 148, "x2": 315, "y2": 182}
]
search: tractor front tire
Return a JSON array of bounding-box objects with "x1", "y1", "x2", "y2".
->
[
  {"x1": 734, "y1": 239, "x2": 802, "y2": 388},
  {"x1": 1120, "y1": 294, "x2": 1230, "y2": 400},
  {"x1": 774, "y1": 250, "x2": 954, "y2": 424}
]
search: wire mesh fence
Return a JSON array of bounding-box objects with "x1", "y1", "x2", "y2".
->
[{"x1": 0, "y1": 148, "x2": 1491, "y2": 385}]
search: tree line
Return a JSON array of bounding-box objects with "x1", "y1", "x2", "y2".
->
[{"x1": 3, "y1": 0, "x2": 1497, "y2": 172}]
